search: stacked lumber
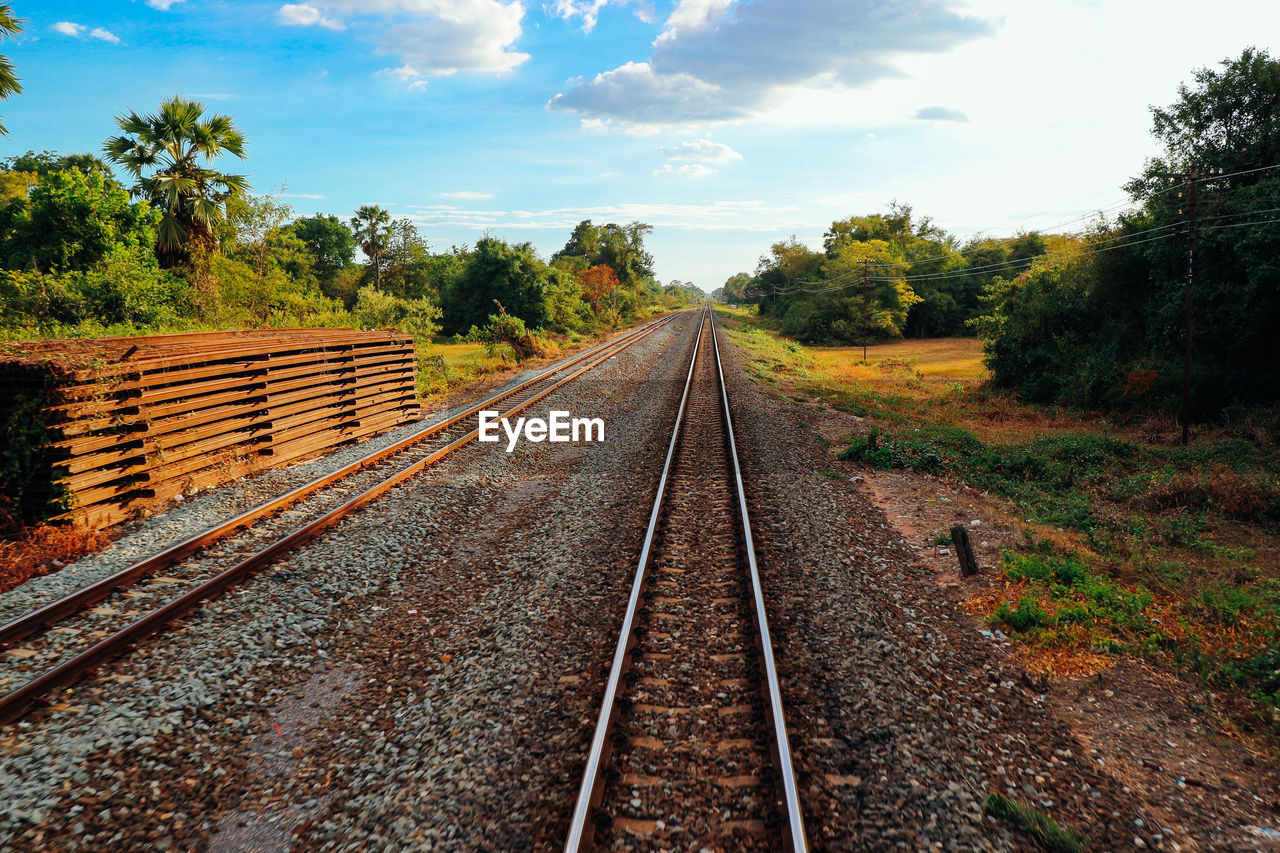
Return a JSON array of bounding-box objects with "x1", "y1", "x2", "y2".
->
[{"x1": 0, "y1": 329, "x2": 418, "y2": 529}]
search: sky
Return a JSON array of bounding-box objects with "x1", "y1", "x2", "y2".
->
[{"x1": 3, "y1": 0, "x2": 1279, "y2": 291}]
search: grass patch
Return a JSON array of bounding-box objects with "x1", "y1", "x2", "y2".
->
[
  {"x1": 985, "y1": 793, "x2": 1089, "y2": 853},
  {"x1": 989, "y1": 548, "x2": 1157, "y2": 654},
  {"x1": 414, "y1": 338, "x2": 514, "y2": 398}
]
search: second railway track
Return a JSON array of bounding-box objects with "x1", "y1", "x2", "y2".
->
[
  {"x1": 0, "y1": 314, "x2": 677, "y2": 727},
  {"x1": 565, "y1": 305, "x2": 806, "y2": 851}
]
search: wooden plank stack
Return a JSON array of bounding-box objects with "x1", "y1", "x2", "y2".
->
[{"x1": 0, "y1": 328, "x2": 419, "y2": 529}]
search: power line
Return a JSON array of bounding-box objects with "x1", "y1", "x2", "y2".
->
[
  {"x1": 762, "y1": 208, "x2": 1280, "y2": 296},
  {"x1": 786, "y1": 162, "x2": 1280, "y2": 288}
]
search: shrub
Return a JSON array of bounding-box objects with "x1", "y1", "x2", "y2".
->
[
  {"x1": 993, "y1": 596, "x2": 1050, "y2": 633},
  {"x1": 351, "y1": 286, "x2": 442, "y2": 339},
  {"x1": 463, "y1": 302, "x2": 550, "y2": 362}
]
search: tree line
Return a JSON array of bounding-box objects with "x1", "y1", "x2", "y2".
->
[
  {"x1": 0, "y1": 96, "x2": 699, "y2": 351},
  {"x1": 717, "y1": 204, "x2": 1066, "y2": 345},
  {"x1": 717, "y1": 47, "x2": 1280, "y2": 420}
]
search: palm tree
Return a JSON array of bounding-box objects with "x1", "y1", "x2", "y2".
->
[
  {"x1": 0, "y1": 5, "x2": 23, "y2": 136},
  {"x1": 351, "y1": 204, "x2": 391, "y2": 291},
  {"x1": 103, "y1": 95, "x2": 250, "y2": 267}
]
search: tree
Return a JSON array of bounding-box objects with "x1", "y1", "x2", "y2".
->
[
  {"x1": 542, "y1": 266, "x2": 591, "y2": 332},
  {"x1": 596, "y1": 221, "x2": 654, "y2": 289},
  {"x1": 1122, "y1": 47, "x2": 1280, "y2": 413},
  {"x1": 441, "y1": 236, "x2": 547, "y2": 333},
  {"x1": 381, "y1": 217, "x2": 433, "y2": 298},
  {"x1": 0, "y1": 169, "x2": 158, "y2": 272},
  {"x1": 975, "y1": 48, "x2": 1280, "y2": 415},
  {"x1": 721, "y1": 272, "x2": 752, "y2": 303},
  {"x1": 350, "y1": 285, "x2": 441, "y2": 339},
  {"x1": 0, "y1": 5, "x2": 21, "y2": 136},
  {"x1": 2, "y1": 150, "x2": 115, "y2": 181},
  {"x1": 350, "y1": 204, "x2": 391, "y2": 291},
  {"x1": 753, "y1": 237, "x2": 824, "y2": 320},
  {"x1": 579, "y1": 264, "x2": 621, "y2": 323},
  {"x1": 1131, "y1": 46, "x2": 1280, "y2": 188},
  {"x1": 552, "y1": 219, "x2": 655, "y2": 319},
  {"x1": 552, "y1": 220, "x2": 601, "y2": 266},
  {"x1": 290, "y1": 213, "x2": 355, "y2": 283},
  {"x1": 103, "y1": 96, "x2": 249, "y2": 267},
  {"x1": 0, "y1": 169, "x2": 34, "y2": 201}
]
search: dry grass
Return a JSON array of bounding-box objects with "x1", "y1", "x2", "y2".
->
[
  {"x1": 809, "y1": 337, "x2": 989, "y2": 382},
  {"x1": 0, "y1": 522, "x2": 111, "y2": 595}
]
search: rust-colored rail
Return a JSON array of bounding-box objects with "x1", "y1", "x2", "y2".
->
[{"x1": 0, "y1": 314, "x2": 677, "y2": 727}]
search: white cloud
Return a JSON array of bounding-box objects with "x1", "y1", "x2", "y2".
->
[
  {"x1": 550, "y1": 61, "x2": 732, "y2": 123},
  {"x1": 53, "y1": 21, "x2": 121, "y2": 43},
  {"x1": 278, "y1": 4, "x2": 346, "y2": 30},
  {"x1": 442, "y1": 190, "x2": 494, "y2": 199},
  {"x1": 551, "y1": 0, "x2": 608, "y2": 31},
  {"x1": 654, "y1": 163, "x2": 715, "y2": 177},
  {"x1": 913, "y1": 105, "x2": 968, "y2": 122},
  {"x1": 660, "y1": 138, "x2": 741, "y2": 164},
  {"x1": 147, "y1": 0, "x2": 185, "y2": 9},
  {"x1": 656, "y1": 0, "x2": 732, "y2": 43},
  {"x1": 550, "y1": 0, "x2": 998, "y2": 125},
  {"x1": 284, "y1": 1, "x2": 529, "y2": 81},
  {"x1": 550, "y1": 0, "x2": 654, "y2": 33},
  {"x1": 399, "y1": 199, "x2": 787, "y2": 231},
  {"x1": 282, "y1": 192, "x2": 328, "y2": 199}
]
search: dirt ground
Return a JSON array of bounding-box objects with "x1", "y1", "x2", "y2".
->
[{"x1": 802, "y1": 400, "x2": 1280, "y2": 850}]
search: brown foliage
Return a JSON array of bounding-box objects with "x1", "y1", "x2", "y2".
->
[
  {"x1": 579, "y1": 264, "x2": 620, "y2": 321},
  {"x1": 0, "y1": 523, "x2": 111, "y2": 596},
  {"x1": 1143, "y1": 464, "x2": 1274, "y2": 519}
]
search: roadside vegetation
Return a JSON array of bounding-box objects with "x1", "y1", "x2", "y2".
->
[
  {"x1": 720, "y1": 305, "x2": 1280, "y2": 737},
  {"x1": 0, "y1": 95, "x2": 700, "y2": 373},
  {"x1": 718, "y1": 48, "x2": 1280, "y2": 423},
  {"x1": 711, "y1": 47, "x2": 1280, "y2": 736}
]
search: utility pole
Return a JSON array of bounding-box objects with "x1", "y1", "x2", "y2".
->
[
  {"x1": 861, "y1": 259, "x2": 871, "y2": 364},
  {"x1": 1170, "y1": 170, "x2": 1200, "y2": 446}
]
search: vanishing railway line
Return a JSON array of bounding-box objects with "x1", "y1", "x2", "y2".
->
[
  {"x1": 0, "y1": 314, "x2": 676, "y2": 726},
  {"x1": 565, "y1": 305, "x2": 806, "y2": 851}
]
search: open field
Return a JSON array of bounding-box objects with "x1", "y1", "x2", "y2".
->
[{"x1": 808, "y1": 336, "x2": 989, "y2": 383}]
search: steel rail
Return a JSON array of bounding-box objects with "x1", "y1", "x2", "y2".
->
[
  {"x1": 0, "y1": 315, "x2": 678, "y2": 727},
  {"x1": 563, "y1": 304, "x2": 807, "y2": 851},
  {"x1": 708, "y1": 306, "x2": 808, "y2": 851},
  {"x1": 563, "y1": 305, "x2": 708, "y2": 852},
  {"x1": 0, "y1": 316, "x2": 672, "y2": 649}
]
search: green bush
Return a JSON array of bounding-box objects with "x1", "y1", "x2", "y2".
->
[
  {"x1": 351, "y1": 286, "x2": 442, "y2": 339},
  {"x1": 993, "y1": 597, "x2": 1050, "y2": 633}
]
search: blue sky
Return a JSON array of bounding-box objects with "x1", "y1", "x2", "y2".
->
[{"x1": 3, "y1": 0, "x2": 1279, "y2": 290}]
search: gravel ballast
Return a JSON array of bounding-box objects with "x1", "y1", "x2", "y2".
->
[
  {"x1": 0, "y1": 315, "x2": 697, "y2": 850},
  {"x1": 0, "y1": 311, "x2": 1226, "y2": 851}
]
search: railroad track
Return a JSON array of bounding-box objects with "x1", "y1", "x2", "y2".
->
[
  {"x1": 0, "y1": 313, "x2": 679, "y2": 726},
  {"x1": 565, "y1": 304, "x2": 806, "y2": 851}
]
